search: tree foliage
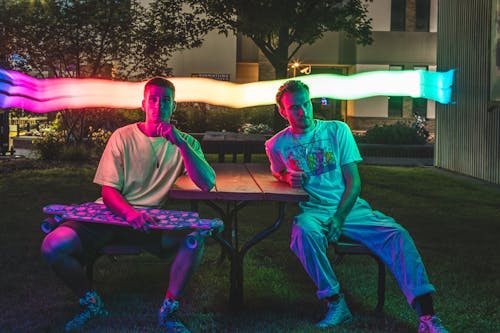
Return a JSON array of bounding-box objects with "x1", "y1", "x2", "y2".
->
[
  {"x1": 2, "y1": 0, "x2": 133, "y2": 78},
  {"x1": 0, "y1": 0, "x2": 211, "y2": 141},
  {"x1": 189, "y1": 0, "x2": 373, "y2": 78},
  {"x1": 1, "y1": 0, "x2": 211, "y2": 79}
]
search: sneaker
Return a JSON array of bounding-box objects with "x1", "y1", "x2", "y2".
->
[
  {"x1": 316, "y1": 293, "x2": 352, "y2": 328},
  {"x1": 158, "y1": 298, "x2": 190, "y2": 333},
  {"x1": 418, "y1": 315, "x2": 450, "y2": 333},
  {"x1": 64, "y1": 290, "x2": 108, "y2": 332}
]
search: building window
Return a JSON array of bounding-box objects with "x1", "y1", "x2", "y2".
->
[
  {"x1": 412, "y1": 98, "x2": 427, "y2": 117},
  {"x1": 309, "y1": 66, "x2": 347, "y2": 121},
  {"x1": 388, "y1": 97, "x2": 403, "y2": 117},
  {"x1": 391, "y1": 0, "x2": 406, "y2": 31},
  {"x1": 415, "y1": 0, "x2": 430, "y2": 32},
  {"x1": 413, "y1": 66, "x2": 428, "y2": 117},
  {"x1": 388, "y1": 65, "x2": 404, "y2": 117}
]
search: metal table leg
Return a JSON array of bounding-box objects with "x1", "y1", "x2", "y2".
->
[
  {"x1": 229, "y1": 202, "x2": 287, "y2": 308},
  {"x1": 201, "y1": 200, "x2": 288, "y2": 309}
]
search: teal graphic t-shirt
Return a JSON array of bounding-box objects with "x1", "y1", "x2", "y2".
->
[{"x1": 266, "y1": 120, "x2": 363, "y2": 209}]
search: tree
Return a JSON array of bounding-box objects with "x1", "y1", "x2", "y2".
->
[
  {"x1": 189, "y1": 0, "x2": 373, "y2": 79},
  {"x1": 188, "y1": 0, "x2": 374, "y2": 130},
  {"x1": 0, "y1": 0, "x2": 13, "y2": 69},
  {"x1": 114, "y1": 0, "x2": 213, "y2": 80},
  {"x1": 0, "y1": 0, "x2": 211, "y2": 140}
]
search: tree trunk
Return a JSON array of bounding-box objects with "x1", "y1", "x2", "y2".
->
[
  {"x1": 274, "y1": 64, "x2": 288, "y2": 80},
  {"x1": 271, "y1": 26, "x2": 292, "y2": 131}
]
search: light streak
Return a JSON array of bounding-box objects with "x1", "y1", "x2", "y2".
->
[{"x1": 0, "y1": 68, "x2": 454, "y2": 113}]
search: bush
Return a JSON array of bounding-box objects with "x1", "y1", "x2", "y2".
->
[
  {"x1": 58, "y1": 144, "x2": 93, "y2": 161},
  {"x1": 32, "y1": 128, "x2": 65, "y2": 160},
  {"x1": 88, "y1": 126, "x2": 112, "y2": 157},
  {"x1": 240, "y1": 123, "x2": 273, "y2": 134},
  {"x1": 32, "y1": 126, "x2": 112, "y2": 161},
  {"x1": 356, "y1": 122, "x2": 428, "y2": 145},
  {"x1": 173, "y1": 103, "x2": 274, "y2": 133}
]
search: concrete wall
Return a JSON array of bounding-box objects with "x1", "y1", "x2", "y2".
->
[
  {"x1": 366, "y1": 0, "x2": 392, "y2": 31},
  {"x1": 168, "y1": 30, "x2": 237, "y2": 82},
  {"x1": 348, "y1": 65, "x2": 390, "y2": 118},
  {"x1": 365, "y1": 0, "x2": 437, "y2": 32},
  {"x1": 356, "y1": 31, "x2": 436, "y2": 65}
]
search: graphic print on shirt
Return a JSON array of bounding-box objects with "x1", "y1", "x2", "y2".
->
[{"x1": 286, "y1": 138, "x2": 336, "y2": 176}]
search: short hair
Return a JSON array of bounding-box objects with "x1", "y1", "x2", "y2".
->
[
  {"x1": 144, "y1": 77, "x2": 175, "y2": 98},
  {"x1": 275, "y1": 80, "x2": 310, "y2": 109}
]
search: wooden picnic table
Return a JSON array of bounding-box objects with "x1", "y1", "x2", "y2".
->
[
  {"x1": 201, "y1": 132, "x2": 272, "y2": 163},
  {"x1": 168, "y1": 163, "x2": 308, "y2": 309}
]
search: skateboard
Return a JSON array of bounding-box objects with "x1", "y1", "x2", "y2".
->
[{"x1": 42, "y1": 202, "x2": 223, "y2": 234}]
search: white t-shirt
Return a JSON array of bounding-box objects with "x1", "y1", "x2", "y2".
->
[
  {"x1": 265, "y1": 120, "x2": 363, "y2": 209},
  {"x1": 93, "y1": 123, "x2": 202, "y2": 207}
]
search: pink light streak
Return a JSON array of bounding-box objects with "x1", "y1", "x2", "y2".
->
[{"x1": 0, "y1": 69, "x2": 144, "y2": 113}]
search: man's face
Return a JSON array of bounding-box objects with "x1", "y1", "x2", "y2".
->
[
  {"x1": 142, "y1": 85, "x2": 176, "y2": 125},
  {"x1": 279, "y1": 88, "x2": 314, "y2": 133}
]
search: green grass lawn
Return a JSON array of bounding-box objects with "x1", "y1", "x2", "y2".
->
[{"x1": 0, "y1": 159, "x2": 499, "y2": 332}]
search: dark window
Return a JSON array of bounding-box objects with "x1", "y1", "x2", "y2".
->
[
  {"x1": 388, "y1": 97, "x2": 403, "y2": 117},
  {"x1": 391, "y1": 0, "x2": 406, "y2": 31},
  {"x1": 388, "y1": 65, "x2": 404, "y2": 117},
  {"x1": 412, "y1": 98, "x2": 427, "y2": 117},
  {"x1": 415, "y1": 0, "x2": 430, "y2": 32},
  {"x1": 413, "y1": 66, "x2": 428, "y2": 117},
  {"x1": 309, "y1": 66, "x2": 346, "y2": 121}
]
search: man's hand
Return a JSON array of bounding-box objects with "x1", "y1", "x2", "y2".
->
[
  {"x1": 327, "y1": 215, "x2": 344, "y2": 243},
  {"x1": 125, "y1": 210, "x2": 157, "y2": 233},
  {"x1": 282, "y1": 170, "x2": 304, "y2": 188},
  {"x1": 157, "y1": 123, "x2": 183, "y2": 146}
]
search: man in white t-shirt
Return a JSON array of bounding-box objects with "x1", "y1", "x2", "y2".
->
[
  {"x1": 265, "y1": 80, "x2": 448, "y2": 333},
  {"x1": 41, "y1": 77, "x2": 215, "y2": 333}
]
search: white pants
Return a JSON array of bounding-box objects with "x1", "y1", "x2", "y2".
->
[{"x1": 290, "y1": 198, "x2": 435, "y2": 305}]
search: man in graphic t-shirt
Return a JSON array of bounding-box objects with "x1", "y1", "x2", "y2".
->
[{"x1": 265, "y1": 80, "x2": 449, "y2": 333}]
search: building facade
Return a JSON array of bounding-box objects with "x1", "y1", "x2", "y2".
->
[{"x1": 169, "y1": 0, "x2": 438, "y2": 132}]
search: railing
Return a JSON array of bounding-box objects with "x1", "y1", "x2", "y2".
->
[{"x1": 357, "y1": 143, "x2": 434, "y2": 158}]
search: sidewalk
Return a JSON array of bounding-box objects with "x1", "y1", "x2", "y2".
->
[
  {"x1": 11, "y1": 148, "x2": 37, "y2": 158},
  {"x1": 5, "y1": 148, "x2": 434, "y2": 166},
  {"x1": 361, "y1": 156, "x2": 433, "y2": 166}
]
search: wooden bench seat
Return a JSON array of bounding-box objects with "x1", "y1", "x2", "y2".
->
[{"x1": 87, "y1": 239, "x2": 387, "y2": 313}]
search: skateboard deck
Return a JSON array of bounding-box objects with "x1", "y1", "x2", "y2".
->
[{"x1": 42, "y1": 202, "x2": 223, "y2": 234}]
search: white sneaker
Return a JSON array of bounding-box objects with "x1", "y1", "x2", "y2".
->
[
  {"x1": 64, "y1": 290, "x2": 108, "y2": 332},
  {"x1": 158, "y1": 298, "x2": 190, "y2": 333},
  {"x1": 418, "y1": 315, "x2": 450, "y2": 333},
  {"x1": 316, "y1": 294, "x2": 352, "y2": 328}
]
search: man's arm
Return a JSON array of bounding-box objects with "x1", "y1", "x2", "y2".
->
[
  {"x1": 327, "y1": 162, "x2": 361, "y2": 241},
  {"x1": 266, "y1": 140, "x2": 304, "y2": 188},
  {"x1": 158, "y1": 123, "x2": 215, "y2": 192},
  {"x1": 272, "y1": 169, "x2": 304, "y2": 188},
  {"x1": 102, "y1": 185, "x2": 156, "y2": 232}
]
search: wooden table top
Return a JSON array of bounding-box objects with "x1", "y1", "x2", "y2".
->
[{"x1": 168, "y1": 163, "x2": 308, "y2": 202}]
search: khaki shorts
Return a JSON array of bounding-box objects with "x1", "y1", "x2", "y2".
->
[{"x1": 61, "y1": 220, "x2": 164, "y2": 263}]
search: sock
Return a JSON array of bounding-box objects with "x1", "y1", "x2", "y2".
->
[
  {"x1": 326, "y1": 294, "x2": 340, "y2": 303},
  {"x1": 165, "y1": 291, "x2": 177, "y2": 301},
  {"x1": 413, "y1": 293, "x2": 435, "y2": 317}
]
